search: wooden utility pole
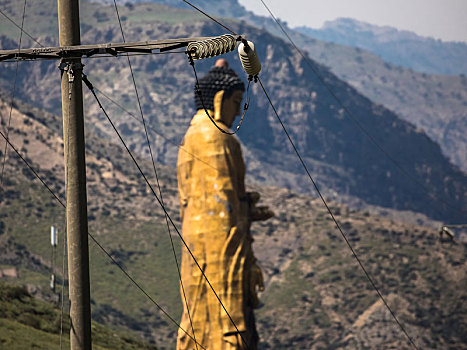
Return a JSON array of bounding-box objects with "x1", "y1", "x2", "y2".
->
[
  {"x1": 0, "y1": 10, "x2": 237, "y2": 350},
  {"x1": 57, "y1": 0, "x2": 92, "y2": 348}
]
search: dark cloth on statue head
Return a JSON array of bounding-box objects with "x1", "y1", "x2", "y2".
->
[{"x1": 194, "y1": 66, "x2": 245, "y2": 111}]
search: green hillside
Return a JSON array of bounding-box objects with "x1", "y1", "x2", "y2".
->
[
  {"x1": 0, "y1": 94, "x2": 184, "y2": 348},
  {"x1": 0, "y1": 282, "x2": 156, "y2": 349}
]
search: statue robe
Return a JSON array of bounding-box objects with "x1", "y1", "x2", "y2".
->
[{"x1": 176, "y1": 110, "x2": 258, "y2": 350}]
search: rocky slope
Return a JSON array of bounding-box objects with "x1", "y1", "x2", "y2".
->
[
  {"x1": 87, "y1": 0, "x2": 467, "y2": 172},
  {"x1": 100, "y1": 0, "x2": 467, "y2": 173},
  {"x1": 0, "y1": 96, "x2": 466, "y2": 349},
  {"x1": 290, "y1": 30, "x2": 467, "y2": 173},
  {"x1": 1, "y1": 0, "x2": 466, "y2": 223}
]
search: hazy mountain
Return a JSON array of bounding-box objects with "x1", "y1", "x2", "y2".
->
[
  {"x1": 3, "y1": 0, "x2": 465, "y2": 172},
  {"x1": 288, "y1": 30, "x2": 467, "y2": 173},
  {"x1": 295, "y1": 18, "x2": 467, "y2": 76},
  {"x1": 225, "y1": 7, "x2": 467, "y2": 173},
  {"x1": 89, "y1": 0, "x2": 467, "y2": 77}
]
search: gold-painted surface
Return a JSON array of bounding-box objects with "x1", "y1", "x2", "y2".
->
[
  {"x1": 213, "y1": 90, "x2": 224, "y2": 122},
  {"x1": 176, "y1": 110, "x2": 267, "y2": 350}
]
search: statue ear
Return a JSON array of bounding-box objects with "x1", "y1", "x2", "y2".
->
[{"x1": 213, "y1": 90, "x2": 225, "y2": 121}]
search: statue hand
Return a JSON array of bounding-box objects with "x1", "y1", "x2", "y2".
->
[
  {"x1": 246, "y1": 191, "x2": 275, "y2": 222},
  {"x1": 249, "y1": 262, "x2": 264, "y2": 308},
  {"x1": 251, "y1": 263, "x2": 264, "y2": 292},
  {"x1": 249, "y1": 205, "x2": 275, "y2": 221}
]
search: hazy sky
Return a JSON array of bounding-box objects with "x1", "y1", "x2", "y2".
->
[{"x1": 237, "y1": 0, "x2": 467, "y2": 42}]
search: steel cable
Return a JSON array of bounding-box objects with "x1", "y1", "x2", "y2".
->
[
  {"x1": 257, "y1": 0, "x2": 465, "y2": 220},
  {"x1": 257, "y1": 76, "x2": 419, "y2": 350},
  {"x1": 83, "y1": 74, "x2": 249, "y2": 349},
  {"x1": 0, "y1": 127, "x2": 204, "y2": 348},
  {"x1": 111, "y1": 1, "x2": 200, "y2": 346},
  {"x1": 0, "y1": 0, "x2": 27, "y2": 194}
]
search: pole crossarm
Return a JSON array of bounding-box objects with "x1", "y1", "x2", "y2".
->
[{"x1": 0, "y1": 35, "x2": 230, "y2": 61}]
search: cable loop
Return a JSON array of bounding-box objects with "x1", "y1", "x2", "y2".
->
[{"x1": 187, "y1": 53, "x2": 253, "y2": 136}]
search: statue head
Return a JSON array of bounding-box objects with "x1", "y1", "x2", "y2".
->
[{"x1": 194, "y1": 59, "x2": 245, "y2": 127}]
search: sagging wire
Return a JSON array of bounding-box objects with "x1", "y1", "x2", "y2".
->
[
  {"x1": 182, "y1": 0, "x2": 238, "y2": 36},
  {"x1": 257, "y1": 0, "x2": 466, "y2": 220},
  {"x1": 82, "y1": 73, "x2": 250, "y2": 350},
  {"x1": 0, "y1": 125, "x2": 204, "y2": 348},
  {"x1": 0, "y1": 8, "x2": 43, "y2": 48},
  {"x1": 91, "y1": 86, "x2": 266, "y2": 199},
  {"x1": 0, "y1": 0, "x2": 27, "y2": 194},
  {"x1": 187, "y1": 53, "x2": 253, "y2": 135},
  {"x1": 257, "y1": 76, "x2": 419, "y2": 350},
  {"x1": 111, "y1": 1, "x2": 200, "y2": 346}
]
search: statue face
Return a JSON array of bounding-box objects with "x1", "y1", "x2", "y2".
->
[{"x1": 221, "y1": 90, "x2": 244, "y2": 127}]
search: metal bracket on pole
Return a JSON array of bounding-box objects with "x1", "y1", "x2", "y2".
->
[{"x1": 59, "y1": 61, "x2": 84, "y2": 100}]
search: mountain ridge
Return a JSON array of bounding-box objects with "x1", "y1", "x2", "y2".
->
[
  {"x1": 112, "y1": 0, "x2": 467, "y2": 172},
  {"x1": 295, "y1": 17, "x2": 467, "y2": 76}
]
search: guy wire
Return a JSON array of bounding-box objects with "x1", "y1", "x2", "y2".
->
[
  {"x1": 0, "y1": 0, "x2": 27, "y2": 193},
  {"x1": 257, "y1": 76, "x2": 419, "y2": 350},
  {"x1": 0, "y1": 127, "x2": 204, "y2": 348},
  {"x1": 83, "y1": 74, "x2": 250, "y2": 350},
  {"x1": 111, "y1": 1, "x2": 199, "y2": 346},
  {"x1": 182, "y1": 0, "x2": 238, "y2": 36}
]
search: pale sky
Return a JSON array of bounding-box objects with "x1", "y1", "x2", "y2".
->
[{"x1": 238, "y1": 0, "x2": 467, "y2": 42}]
